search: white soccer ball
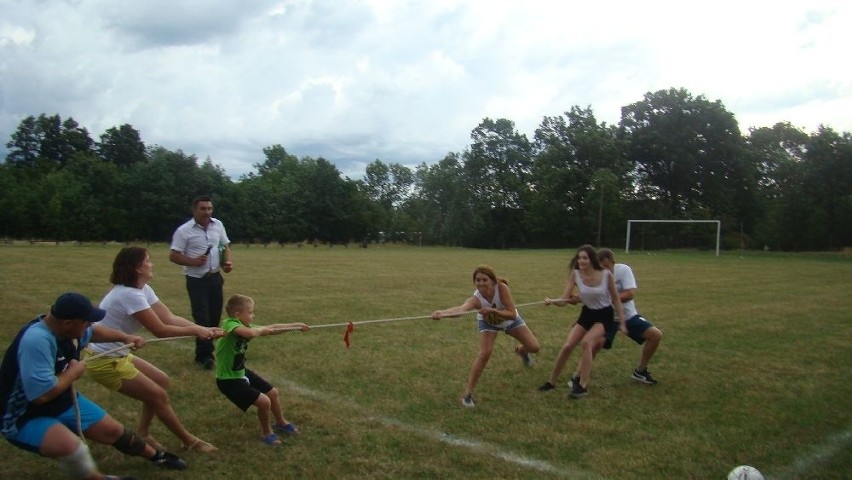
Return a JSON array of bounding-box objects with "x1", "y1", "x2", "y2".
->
[{"x1": 727, "y1": 465, "x2": 764, "y2": 480}]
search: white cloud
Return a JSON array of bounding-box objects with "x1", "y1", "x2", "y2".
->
[{"x1": 1, "y1": 0, "x2": 849, "y2": 180}]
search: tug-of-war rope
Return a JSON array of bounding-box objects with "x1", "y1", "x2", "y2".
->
[
  {"x1": 86, "y1": 299, "x2": 549, "y2": 359},
  {"x1": 73, "y1": 300, "x2": 548, "y2": 438}
]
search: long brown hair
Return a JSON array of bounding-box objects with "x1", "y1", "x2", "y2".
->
[
  {"x1": 569, "y1": 244, "x2": 603, "y2": 271},
  {"x1": 472, "y1": 265, "x2": 509, "y2": 285},
  {"x1": 110, "y1": 246, "x2": 148, "y2": 287}
]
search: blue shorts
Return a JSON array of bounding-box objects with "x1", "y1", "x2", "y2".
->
[
  {"x1": 603, "y1": 314, "x2": 654, "y2": 349},
  {"x1": 477, "y1": 316, "x2": 526, "y2": 333},
  {"x1": 4, "y1": 394, "x2": 106, "y2": 453}
]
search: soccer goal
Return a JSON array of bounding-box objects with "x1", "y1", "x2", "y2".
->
[{"x1": 625, "y1": 220, "x2": 721, "y2": 256}]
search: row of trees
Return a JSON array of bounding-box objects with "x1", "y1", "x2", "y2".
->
[{"x1": 2, "y1": 88, "x2": 850, "y2": 251}]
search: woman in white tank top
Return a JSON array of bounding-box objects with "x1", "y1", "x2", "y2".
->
[
  {"x1": 538, "y1": 245, "x2": 625, "y2": 398},
  {"x1": 431, "y1": 265, "x2": 541, "y2": 408}
]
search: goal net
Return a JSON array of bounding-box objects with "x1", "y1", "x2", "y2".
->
[{"x1": 625, "y1": 220, "x2": 721, "y2": 256}]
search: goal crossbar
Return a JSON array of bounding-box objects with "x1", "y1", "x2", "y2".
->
[{"x1": 625, "y1": 220, "x2": 721, "y2": 256}]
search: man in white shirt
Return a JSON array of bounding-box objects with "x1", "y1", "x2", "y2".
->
[
  {"x1": 597, "y1": 248, "x2": 662, "y2": 384},
  {"x1": 169, "y1": 195, "x2": 233, "y2": 370}
]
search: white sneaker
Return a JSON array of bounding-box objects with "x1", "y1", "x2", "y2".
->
[{"x1": 461, "y1": 394, "x2": 475, "y2": 408}]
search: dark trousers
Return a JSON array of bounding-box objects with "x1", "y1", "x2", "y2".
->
[{"x1": 185, "y1": 272, "x2": 224, "y2": 362}]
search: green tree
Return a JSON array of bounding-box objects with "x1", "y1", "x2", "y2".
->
[
  {"x1": 236, "y1": 145, "x2": 309, "y2": 243},
  {"x1": 40, "y1": 153, "x2": 121, "y2": 241},
  {"x1": 746, "y1": 122, "x2": 809, "y2": 250},
  {"x1": 98, "y1": 124, "x2": 146, "y2": 167},
  {"x1": 529, "y1": 106, "x2": 626, "y2": 246},
  {"x1": 586, "y1": 168, "x2": 622, "y2": 246},
  {"x1": 362, "y1": 159, "x2": 414, "y2": 241},
  {"x1": 295, "y1": 157, "x2": 354, "y2": 244},
  {"x1": 5, "y1": 114, "x2": 94, "y2": 172},
  {"x1": 124, "y1": 147, "x2": 211, "y2": 241},
  {"x1": 619, "y1": 88, "x2": 756, "y2": 248},
  {"x1": 408, "y1": 153, "x2": 471, "y2": 246},
  {"x1": 801, "y1": 127, "x2": 852, "y2": 249},
  {"x1": 4, "y1": 115, "x2": 39, "y2": 168},
  {"x1": 0, "y1": 163, "x2": 38, "y2": 238},
  {"x1": 464, "y1": 118, "x2": 532, "y2": 247},
  {"x1": 236, "y1": 147, "x2": 364, "y2": 245}
]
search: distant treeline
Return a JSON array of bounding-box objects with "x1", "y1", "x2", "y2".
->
[{"x1": 2, "y1": 87, "x2": 850, "y2": 251}]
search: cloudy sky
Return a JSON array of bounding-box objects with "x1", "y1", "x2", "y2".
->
[{"x1": 1, "y1": 0, "x2": 849, "y2": 179}]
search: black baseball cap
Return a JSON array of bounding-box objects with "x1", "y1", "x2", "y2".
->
[{"x1": 50, "y1": 292, "x2": 106, "y2": 322}]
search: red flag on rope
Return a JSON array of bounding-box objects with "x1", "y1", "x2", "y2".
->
[{"x1": 343, "y1": 321, "x2": 354, "y2": 348}]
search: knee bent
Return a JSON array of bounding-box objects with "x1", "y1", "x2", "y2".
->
[
  {"x1": 146, "y1": 387, "x2": 171, "y2": 408},
  {"x1": 254, "y1": 393, "x2": 272, "y2": 410},
  {"x1": 112, "y1": 427, "x2": 148, "y2": 456},
  {"x1": 267, "y1": 387, "x2": 279, "y2": 400},
  {"x1": 153, "y1": 374, "x2": 171, "y2": 390},
  {"x1": 58, "y1": 442, "x2": 97, "y2": 478}
]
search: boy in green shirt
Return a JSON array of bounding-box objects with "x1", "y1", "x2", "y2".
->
[{"x1": 214, "y1": 294, "x2": 310, "y2": 445}]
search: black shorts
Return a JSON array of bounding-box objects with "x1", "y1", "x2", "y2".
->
[
  {"x1": 602, "y1": 319, "x2": 619, "y2": 349},
  {"x1": 216, "y1": 369, "x2": 273, "y2": 411},
  {"x1": 576, "y1": 305, "x2": 614, "y2": 331}
]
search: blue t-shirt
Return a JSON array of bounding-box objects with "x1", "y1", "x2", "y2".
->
[{"x1": 0, "y1": 317, "x2": 92, "y2": 438}]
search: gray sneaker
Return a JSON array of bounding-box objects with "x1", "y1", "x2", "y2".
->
[{"x1": 461, "y1": 394, "x2": 475, "y2": 408}]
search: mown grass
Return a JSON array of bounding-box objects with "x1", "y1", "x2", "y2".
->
[{"x1": 1, "y1": 244, "x2": 850, "y2": 479}]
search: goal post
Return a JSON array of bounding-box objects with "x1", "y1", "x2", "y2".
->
[{"x1": 625, "y1": 220, "x2": 721, "y2": 256}]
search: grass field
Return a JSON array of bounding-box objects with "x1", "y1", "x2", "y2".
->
[{"x1": 1, "y1": 243, "x2": 850, "y2": 479}]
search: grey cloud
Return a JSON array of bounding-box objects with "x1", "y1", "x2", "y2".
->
[
  {"x1": 99, "y1": 0, "x2": 269, "y2": 49},
  {"x1": 0, "y1": 1, "x2": 849, "y2": 180}
]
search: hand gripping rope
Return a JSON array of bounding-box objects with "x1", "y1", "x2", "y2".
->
[
  {"x1": 268, "y1": 300, "x2": 548, "y2": 347},
  {"x1": 70, "y1": 300, "x2": 548, "y2": 435}
]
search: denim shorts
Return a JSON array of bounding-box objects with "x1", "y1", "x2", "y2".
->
[{"x1": 477, "y1": 316, "x2": 526, "y2": 333}]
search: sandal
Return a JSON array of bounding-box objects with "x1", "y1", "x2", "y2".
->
[
  {"x1": 261, "y1": 433, "x2": 282, "y2": 446},
  {"x1": 272, "y1": 423, "x2": 300, "y2": 435},
  {"x1": 182, "y1": 438, "x2": 218, "y2": 452},
  {"x1": 141, "y1": 434, "x2": 165, "y2": 450}
]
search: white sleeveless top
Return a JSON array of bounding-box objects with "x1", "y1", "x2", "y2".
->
[
  {"x1": 574, "y1": 269, "x2": 612, "y2": 310},
  {"x1": 473, "y1": 284, "x2": 520, "y2": 327}
]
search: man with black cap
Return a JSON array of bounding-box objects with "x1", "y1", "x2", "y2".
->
[{"x1": 1, "y1": 292, "x2": 190, "y2": 479}]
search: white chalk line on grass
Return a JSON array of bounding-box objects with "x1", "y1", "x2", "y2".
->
[
  {"x1": 157, "y1": 341, "x2": 598, "y2": 477},
  {"x1": 147, "y1": 335, "x2": 850, "y2": 478},
  {"x1": 276, "y1": 378, "x2": 606, "y2": 480},
  {"x1": 770, "y1": 427, "x2": 852, "y2": 480}
]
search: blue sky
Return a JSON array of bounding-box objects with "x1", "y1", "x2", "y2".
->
[{"x1": 1, "y1": 0, "x2": 849, "y2": 179}]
